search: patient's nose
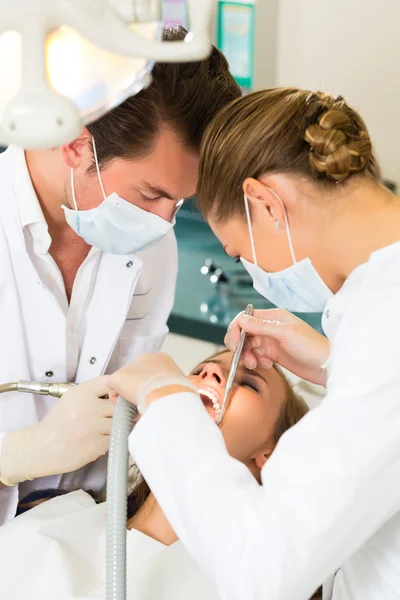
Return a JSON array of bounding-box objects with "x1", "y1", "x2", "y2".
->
[{"x1": 199, "y1": 363, "x2": 226, "y2": 386}]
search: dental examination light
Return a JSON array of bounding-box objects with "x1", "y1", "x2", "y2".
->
[{"x1": 0, "y1": 0, "x2": 215, "y2": 149}]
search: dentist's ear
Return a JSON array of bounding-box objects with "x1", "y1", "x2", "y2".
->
[{"x1": 61, "y1": 126, "x2": 92, "y2": 169}]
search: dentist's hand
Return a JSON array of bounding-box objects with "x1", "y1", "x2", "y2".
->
[
  {"x1": 109, "y1": 353, "x2": 196, "y2": 415},
  {"x1": 225, "y1": 309, "x2": 330, "y2": 386},
  {"x1": 0, "y1": 376, "x2": 113, "y2": 486}
]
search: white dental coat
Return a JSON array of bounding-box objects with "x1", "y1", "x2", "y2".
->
[
  {"x1": 0, "y1": 146, "x2": 177, "y2": 525},
  {"x1": 0, "y1": 490, "x2": 220, "y2": 600},
  {"x1": 129, "y1": 241, "x2": 400, "y2": 600}
]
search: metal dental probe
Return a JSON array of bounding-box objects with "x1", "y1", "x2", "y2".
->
[{"x1": 216, "y1": 303, "x2": 254, "y2": 426}]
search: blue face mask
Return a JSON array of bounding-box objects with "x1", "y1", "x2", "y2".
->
[
  {"x1": 62, "y1": 136, "x2": 177, "y2": 255},
  {"x1": 240, "y1": 191, "x2": 333, "y2": 312}
]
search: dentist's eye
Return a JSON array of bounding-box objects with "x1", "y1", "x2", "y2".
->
[
  {"x1": 240, "y1": 379, "x2": 259, "y2": 393},
  {"x1": 141, "y1": 193, "x2": 162, "y2": 202}
]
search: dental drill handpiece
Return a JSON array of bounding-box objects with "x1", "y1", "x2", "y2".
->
[
  {"x1": 216, "y1": 304, "x2": 254, "y2": 426},
  {"x1": 0, "y1": 381, "x2": 76, "y2": 397}
]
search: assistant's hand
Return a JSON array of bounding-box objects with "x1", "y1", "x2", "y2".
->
[
  {"x1": 225, "y1": 309, "x2": 330, "y2": 386},
  {"x1": 0, "y1": 376, "x2": 113, "y2": 486},
  {"x1": 109, "y1": 352, "x2": 196, "y2": 415}
]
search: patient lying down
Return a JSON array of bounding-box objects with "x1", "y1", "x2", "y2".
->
[{"x1": 0, "y1": 351, "x2": 312, "y2": 600}]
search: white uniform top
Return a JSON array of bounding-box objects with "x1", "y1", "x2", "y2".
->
[
  {"x1": 0, "y1": 490, "x2": 220, "y2": 600},
  {"x1": 0, "y1": 146, "x2": 177, "y2": 525},
  {"x1": 128, "y1": 241, "x2": 400, "y2": 600}
]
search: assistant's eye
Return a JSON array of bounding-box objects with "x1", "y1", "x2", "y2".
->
[{"x1": 239, "y1": 379, "x2": 260, "y2": 393}]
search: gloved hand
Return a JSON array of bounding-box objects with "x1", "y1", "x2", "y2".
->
[
  {"x1": 225, "y1": 309, "x2": 330, "y2": 386},
  {"x1": 0, "y1": 376, "x2": 113, "y2": 486},
  {"x1": 109, "y1": 353, "x2": 197, "y2": 416}
]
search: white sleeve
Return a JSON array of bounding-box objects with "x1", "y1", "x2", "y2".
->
[{"x1": 129, "y1": 289, "x2": 400, "y2": 600}]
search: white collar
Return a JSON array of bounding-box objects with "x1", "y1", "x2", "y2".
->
[{"x1": 9, "y1": 145, "x2": 51, "y2": 254}]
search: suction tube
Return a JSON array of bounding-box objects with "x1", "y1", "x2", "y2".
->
[
  {"x1": 106, "y1": 396, "x2": 137, "y2": 600},
  {"x1": 0, "y1": 383, "x2": 135, "y2": 599}
]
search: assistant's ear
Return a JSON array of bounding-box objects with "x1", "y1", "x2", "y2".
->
[
  {"x1": 60, "y1": 126, "x2": 92, "y2": 170},
  {"x1": 243, "y1": 177, "x2": 285, "y2": 229},
  {"x1": 253, "y1": 447, "x2": 274, "y2": 470}
]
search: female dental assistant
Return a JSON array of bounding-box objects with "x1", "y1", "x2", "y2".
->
[{"x1": 109, "y1": 89, "x2": 400, "y2": 600}]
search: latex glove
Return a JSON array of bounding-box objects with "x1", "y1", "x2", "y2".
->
[
  {"x1": 225, "y1": 309, "x2": 330, "y2": 386},
  {"x1": 0, "y1": 376, "x2": 113, "y2": 486},
  {"x1": 109, "y1": 353, "x2": 197, "y2": 416}
]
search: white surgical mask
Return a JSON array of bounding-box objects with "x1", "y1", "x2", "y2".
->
[
  {"x1": 62, "y1": 136, "x2": 176, "y2": 255},
  {"x1": 241, "y1": 190, "x2": 333, "y2": 312}
]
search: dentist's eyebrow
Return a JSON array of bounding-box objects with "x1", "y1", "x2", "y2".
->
[
  {"x1": 141, "y1": 182, "x2": 175, "y2": 200},
  {"x1": 194, "y1": 359, "x2": 268, "y2": 386}
]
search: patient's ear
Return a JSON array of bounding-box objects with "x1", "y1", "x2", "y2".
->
[
  {"x1": 254, "y1": 452, "x2": 270, "y2": 470},
  {"x1": 246, "y1": 442, "x2": 276, "y2": 483},
  {"x1": 254, "y1": 445, "x2": 274, "y2": 470}
]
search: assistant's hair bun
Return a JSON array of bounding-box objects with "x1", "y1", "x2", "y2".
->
[{"x1": 304, "y1": 98, "x2": 372, "y2": 183}]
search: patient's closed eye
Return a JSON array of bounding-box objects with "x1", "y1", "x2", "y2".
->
[
  {"x1": 191, "y1": 366, "x2": 260, "y2": 393},
  {"x1": 239, "y1": 379, "x2": 259, "y2": 393}
]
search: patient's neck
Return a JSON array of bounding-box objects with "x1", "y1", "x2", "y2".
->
[{"x1": 127, "y1": 493, "x2": 178, "y2": 546}]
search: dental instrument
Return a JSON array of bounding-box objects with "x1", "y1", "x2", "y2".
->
[
  {"x1": 0, "y1": 380, "x2": 75, "y2": 398},
  {"x1": 216, "y1": 303, "x2": 254, "y2": 426}
]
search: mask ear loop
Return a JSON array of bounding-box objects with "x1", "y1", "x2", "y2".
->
[
  {"x1": 171, "y1": 198, "x2": 184, "y2": 224},
  {"x1": 68, "y1": 169, "x2": 81, "y2": 234},
  {"x1": 244, "y1": 194, "x2": 258, "y2": 266},
  {"x1": 265, "y1": 187, "x2": 297, "y2": 264},
  {"x1": 91, "y1": 136, "x2": 107, "y2": 202},
  {"x1": 69, "y1": 135, "x2": 107, "y2": 212},
  {"x1": 70, "y1": 169, "x2": 79, "y2": 211}
]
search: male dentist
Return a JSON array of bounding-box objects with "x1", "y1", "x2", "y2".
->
[{"x1": 0, "y1": 25, "x2": 240, "y2": 524}]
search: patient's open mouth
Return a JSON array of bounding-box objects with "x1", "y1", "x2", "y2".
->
[{"x1": 197, "y1": 386, "x2": 222, "y2": 422}]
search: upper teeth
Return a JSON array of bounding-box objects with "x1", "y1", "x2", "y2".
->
[{"x1": 198, "y1": 388, "x2": 221, "y2": 415}]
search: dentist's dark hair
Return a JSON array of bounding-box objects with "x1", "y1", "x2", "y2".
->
[{"x1": 86, "y1": 25, "x2": 241, "y2": 173}]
